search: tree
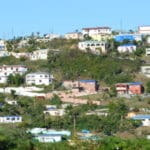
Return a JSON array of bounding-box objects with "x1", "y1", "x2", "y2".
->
[{"x1": 146, "y1": 81, "x2": 150, "y2": 93}]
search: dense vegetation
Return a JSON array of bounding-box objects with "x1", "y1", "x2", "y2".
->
[{"x1": 48, "y1": 49, "x2": 141, "y2": 84}]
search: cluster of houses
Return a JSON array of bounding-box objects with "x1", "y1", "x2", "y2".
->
[{"x1": 0, "y1": 65, "x2": 53, "y2": 85}]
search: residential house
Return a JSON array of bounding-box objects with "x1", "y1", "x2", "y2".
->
[
  {"x1": 82, "y1": 27, "x2": 111, "y2": 36},
  {"x1": 35, "y1": 134, "x2": 62, "y2": 143},
  {"x1": 82, "y1": 27, "x2": 112, "y2": 41},
  {"x1": 0, "y1": 40, "x2": 6, "y2": 50},
  {"x1": 115, "y1": 82, "x2": 143, "y2": 95},
  {"x1": 0, "y1": 65, "x2": 27, "y2": 84},
  {"x1": 0, "y1": 116, "x2": 22, "y2": 123},
  {"x1": 79, "y1": 80, "x2": 99, "y2": 92},
  {"x1": 62, "y1": 80, "x2": 79, "y2": 89},
  {"x1": 64, "y1": 32, "x2": 82, "y2": 40},
  {"x1": 62, "y1": 80, "x2": 99, "y2": 93},
  {"x1": 132, "y1": 115, "x2": 150, "y2": 126},
  {"x1": 146, "y1": 48, "x2": 150, "y2": 56},
  {"x1": 28, "y1": 128, "x2": 71, "y2": 143},
  {"x1": 29, "y1": 49, "x2": 49, "y2": 60},
  {"x1": 141, "y1": 66, "x2": 150, "y2": 77},
  {"x1": 138, "y1": 26, "x2": 150, "y2": 35},
  {"x1": 5, "y1": 100, "x2": 17, "y2": 105},
  {"x1": 11, "y1": 52, "x2": 30, "y2": 59},
  {"x1": 0, "y1": 50, "x2": 10, "y2": 57},
  {"x1": 117, "y1": 44, "x2": 136, "y2": 53},
  {"x1": 78, "y1": 41, "x2": 107, "y2": 55},
  {"x1": 43, "y1": 107, "x2": 65, "y2": 116},
  {"x1": 115, "y1": 34, "x2": 142, "y2": 42},
  {"x1": 25, "y1": 72, "x2": 53, "y2": 86}
]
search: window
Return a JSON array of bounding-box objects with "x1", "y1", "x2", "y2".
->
[
  {"x1": 6, "y1": 117, "x2": 10, "y2": 120},
  {"x1": 39, "y1": 80, "x2": 42, "y2": 82},
  {"x1": 12, "y1": 118, "x2": 15, "y2": 121}
]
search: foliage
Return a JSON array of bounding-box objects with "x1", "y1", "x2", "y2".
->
[
  {"x1": 48, "y1": 49, "x2": 140, "y2": 84},
  {"x1": 7, "y1": 74, "x2": 24, "y2": 86}
]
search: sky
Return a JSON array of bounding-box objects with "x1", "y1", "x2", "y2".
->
[{"x1": 0, "y1": 0, "x2": 150, "y2": 39}]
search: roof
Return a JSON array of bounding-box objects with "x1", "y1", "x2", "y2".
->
[
  {"x1": 0, "y1": 116, "x2": 21, "y2": 118},
  {"x1": 82, "y1": 27, "x2": 111, "y2": 30},
  {"x1": 116, "y1": 82, "x2": 142, "y2": 86},
  {"x1": 80, "y1": 41, "x2": 106, "y2": 44},
  {"x1": 26, "y1": 72, "x2": 50, "y2": 75},
  {"x1": 119, "y1": 44, "x2": 136, "y2": 47},
  {"x1": 132, "y1": 115, "x2": 150, "y2": 120},
  {"x1": 37, "y1": 134, "x2": 62, "y2": 137},
  {"x1": 80, "y1": 80, "x2": 96, "y2": 83},
  {"x1": 0, "y1": 65, "x2": 27, "y2": 68}
]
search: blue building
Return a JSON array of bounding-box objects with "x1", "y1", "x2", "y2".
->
[{"x1": 115, "y1": 34, "x2": 142, "y2": 42}]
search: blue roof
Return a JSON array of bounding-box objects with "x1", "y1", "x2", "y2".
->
[
  {"x1": 115, "y1": 35, "x2": 135, "y2": 42},
  {"x1": 80, "y1": 80, "x2": 96, "y2": 83},
  {"x1": 132, "y1": 115, "x2": 150, "y2": 120},
  {"x1": 0, "y1": 116, "x2": 21, "y2": 118},
  {"x1": 81, "y1": 129, "x2": 90, "y2": 133},
  {"x1": 119, "y1": 44, "x2": 136, "y2": 47},
  {"x1": 128, "y1": 82, "x2": 142, "y2": 85}
]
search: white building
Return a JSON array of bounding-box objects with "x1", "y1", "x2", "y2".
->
[
  {"x1": 141, "y1": 66, "x2": 150, "y2": 77},
  {"x1": 132, "y1": 115, "x2": 150, "y2": 127},
  {"x1": 25, "y1": 72, "x2": 53, "y2": 86},
  {"x1": 138, "y1": 26, "x2": 150, "y2": 35},
  {"x1": 44, "y1": 108, "x2": 65, "y2": 116},
  {"x1": 0, "y1": 40, "x2": 6, "y2": 50},
  {"x1": 5, "y1": 100, "x2": 17, "y2": 105},
  {"x1": 64, "y1": 32, "x2": 82, "y2": 40},
  {"x1": 78, "y1": 41, "x2": 107, "y2": 55},
  {"x1": 0, "y1": 50, "x2": 10, "y2": 57},
  {"x1": 11, "y1": 52, "x2": 30, "y2": 59},
  {"x1": 117, "y1": 44, "x2": 136, "y2": 53},
  {"x1": 0, "y1": 65, "x2": 28, "y2": 84},
  {"x1": 35, "y1": 134, "x2": 62, "y2": 143},
  {"x1": 0, "y1": 116, "x2": 22, "y2": 123},
  {"x1": 29, "y1": 49, "x2": 49, "y2": 60},
  {"x1": 146, "y1": 48, "x2": 150, "y2": 56},
  {"x1": 82, "y1": 27, "x2": 111, "y2": 36},
  {"x1": 44, "y1": 34, "x2": 60, "y2": 40}
]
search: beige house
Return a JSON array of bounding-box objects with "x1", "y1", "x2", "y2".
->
[{"x1": 64, "y1": 32, "x2": 83, "y2": 40}]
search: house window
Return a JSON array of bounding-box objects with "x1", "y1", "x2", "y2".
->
[
  {"x1": 39, "y1": 80, "x2": 42, "y2": 82},
  {"x1": 6, "y1": 118, "x2": 10, "y2": 120},
  {"x1": 11, "y1": 118, "x2": 15, "y2": 121},
  {"x1": 16, "y1": 68, "x2": 18, "y2": 71},
  {"x1": 11, "y1": 67, "x2": 13, "y2": 70},
  {"x1": 4, "y1": 72, "x2": 7, "y2": 75}
]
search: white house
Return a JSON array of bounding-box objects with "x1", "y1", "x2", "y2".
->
[
  {"x1": 117, "y1": 44, "x2": 136, "y2": 53},
  {"x1": 82, "y1": 27, "x2": 111, "y2": 36},
  {"x1": 5, "y1": 100, "x2": 17, "y2": 105},
  {"x1": 146, "y1": 48, "x2": 150, "y2": 56},
  {"x1": 64, "y1": 32, "x2": 82, "y2": 40},
  {"x1": 29, "y1": 49, "x2": 49, "y2": 60},
  {"x1": 78, "y1": 41, "x2": 107, "y2": 55},
  {"x1": 0, "y1": 65, "x2": 28, "y2": 84},
  {"x1": 0, "y1": 40, "x2": 6, "y2": 50},
  {"x1": 138, "y1": 26, "x2": 150, "y2": 35},
  {"x1": 35, "y1": 134, "x2": 62, "y2": 143},
  {"x1": 132, "y1": 115, "x2": 150, "y2": 127},
  {"x1": 141, "y1": 66, "x2": 150, "y2": 77},
  {"x1": 43, "y1": 108, "x2": 65, "y2": 116},
  {"x1": 11, "y1": 52, "x2": 30, "y2": 59},
  {"x1": 0, "y1": 50, "x2": 10, "y2": 57},
  {"x1": 0, "y1": 116, "x2": 22, "y2": 123},
  {"x1": 25, "y1": 72, "x2": 53, "y2": 86}
]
